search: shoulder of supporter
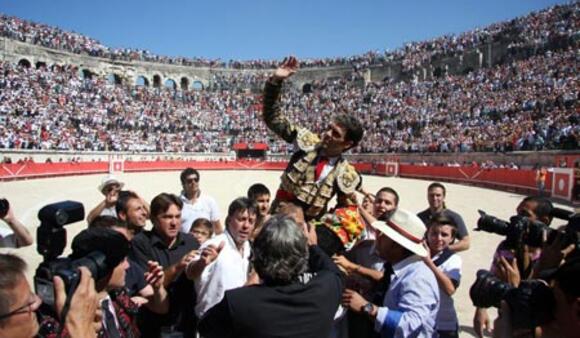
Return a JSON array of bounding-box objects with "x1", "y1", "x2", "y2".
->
[
  {"x1": 442, "y1": 208, "x2": 469, "y2": 236},
  {"x1": 438, "y1": 252, "x2": 462, "y2": 282}
]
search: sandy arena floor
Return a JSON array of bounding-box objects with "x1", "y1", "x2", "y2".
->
[{"x1": 0, "y1": 170, "x2": 573, "y2": 337}]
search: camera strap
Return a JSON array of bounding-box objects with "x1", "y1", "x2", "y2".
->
[{"x1": 433, "y1": 248, "x2": 454, "y2": 267}]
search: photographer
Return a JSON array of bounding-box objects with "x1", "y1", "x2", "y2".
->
[
  {"x1": 39, "y1": 227, "x2": 153, "y2": 338},
  {"x1": 0, "y1": 253, "x2": 98, "y2": 338},
  {"x1": 0, "y1": 199, "x2": 33, "y2": 248},
  {"x1": 473, "y1": 196, "x2": 553, "y2": 337},
  {"x1": 492, "y1": 257, "x2": 580, "y2": 338}
]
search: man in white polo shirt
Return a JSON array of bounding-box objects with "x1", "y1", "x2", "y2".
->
[
  {"x1": 187, "y1": 197, "x2": 256, "y2": 319},
  {"x1": 179, "y1": 167, "x2": 222, "y2": 234},
  {"x1": 342, "y1": 209, "x2": 440, "y2": 338}
]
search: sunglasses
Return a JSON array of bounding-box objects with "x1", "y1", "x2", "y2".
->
[{"x1": 185, "y1": 177, "x2": 199, "y2": 184}]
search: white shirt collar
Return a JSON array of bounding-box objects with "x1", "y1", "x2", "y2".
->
[{"x1": 392, "y1": 254, "x2": 421, "y2": 277}]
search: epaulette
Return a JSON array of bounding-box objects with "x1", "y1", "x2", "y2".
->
[
  {"x1": 296, "y1": 128, "x2": 321, "y2": 152},
  {"x1": 336, "y1": 163, "x2": 361, "y2": 194}
]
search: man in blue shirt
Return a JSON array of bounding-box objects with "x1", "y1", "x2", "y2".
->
[{"x1": 343, "y1": 208, "x2": 439, "y2": 338}]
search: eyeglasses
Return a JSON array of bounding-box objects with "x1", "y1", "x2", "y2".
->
[
  {"x1": 185, "y1": 177, "x2": 199, "y2": 184},
  {"x1": 0, "y1": 294, "x2": 42, "y2": 320}
]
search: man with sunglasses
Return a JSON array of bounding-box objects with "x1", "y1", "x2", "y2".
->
[
  {"x1": 0, "y1": 253, "x2": 98, "y2": 338},
  {"x1": 179, "y1": 168, "x2": 222, "y2": 234}
]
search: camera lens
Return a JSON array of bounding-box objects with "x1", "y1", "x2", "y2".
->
[{"x1": 470, "y1": 269, "x2": 514, "y2": 308}]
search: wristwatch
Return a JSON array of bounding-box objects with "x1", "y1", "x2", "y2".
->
[{"x1": 362, "y1": 302, "x2": 376, "y2": 317}]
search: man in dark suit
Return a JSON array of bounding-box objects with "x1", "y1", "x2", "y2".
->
[{"x1": 198, "y1": 214, "x2": 345, "y2": 338}]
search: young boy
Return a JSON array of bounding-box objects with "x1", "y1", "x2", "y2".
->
[
  {"x1": 247, "y1": 183, "x2": 271, "y2": 239},
  {"x1": 423, "y1": 214, "x2": 462, "y2": 338},
  {"x1": 190, "y1": 218, "x2": 213, "y2": 244}
]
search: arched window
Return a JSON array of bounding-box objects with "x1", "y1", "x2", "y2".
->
[
  {"x1": 180, "y1": 77, "x2": 190, "y2": 90},
  {"x1": 136, "y1": 75, "x2": 150, "y2": 87},
  {"x1": 18, "y1": 59, "x2": 31, "y2": 68}
]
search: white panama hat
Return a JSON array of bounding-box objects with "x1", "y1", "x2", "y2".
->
[
  {"x1": 98, "y1": 175, "x2": 124, "y2": 194},
  {"x1": 371, "y1": 208, "x2": 428, "y2": 257}
]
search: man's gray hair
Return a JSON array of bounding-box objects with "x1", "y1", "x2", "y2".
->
[
  {"x1": 0, "y1": 254, "x2": 27, "y2": 325},
  {"x1": 253, "y1": 215, "x2": 309, "y2": 285}
]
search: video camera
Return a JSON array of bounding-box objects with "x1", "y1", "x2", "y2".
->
[
  {"x1": 34, "y1": 201, "x2": 108, "y2": 311},
  {"x1": 470, "y1": 269, "x2": 554, "y2": 329},
  {"x1": 474, "y1": 208, "x2": 579, "y2": 250}
]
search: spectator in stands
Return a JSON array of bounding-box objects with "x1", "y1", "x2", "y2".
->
[
  {"x1": 417, "y1": 182, "x2": 470, "y2": 252},
  {"x1": 0, "y1": 253, "x2": 99, "y2": 338},
  {"x1": 342, "y1": 209, "x2": 439, "y2": 337},
  {"x1": 188, "y1": 197, "x2": 256, "y2": 319},
  {"x1": 0, "y1": 200, "x2": 33, "y2": 248},
  {"x1": 116, "y1": 190, "x2": 150, "y2": 238},
  {"x1": 130, "y1": 193, "x2": 199, "y2": 338},
  {"x1": 198, "y1": 214, "x2": 344, "y2": 338},
  {"x1": 422, "y1": 214, "x2": 462, "y2": 338},
  {"x1": 86, "y1": 175, "x2": 124, "y2": 224},
  {"x1": 247, "y1": 183, "x2": 271, "y2": 239},
  {"x1": 264, "y1": 56, "x2": 364, "y2": 220},
  {"x1": 179, "y1": 168, "x2": 222, "y2": 234}
]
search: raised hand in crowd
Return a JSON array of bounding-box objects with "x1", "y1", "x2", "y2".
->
[
  {"x1": 143, "y1": 260, "x2": 169, "y2": 314},
  {"x1": 186, "y1": 242, "x2": 225, "y2": 280},
  {"x1": 0, "y1": 200, "x2": 33, "y2": 248},
  {"x1": 272, "y1": 56, "x2": 299, "y2": 81}
]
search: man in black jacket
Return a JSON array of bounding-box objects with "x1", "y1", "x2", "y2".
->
[{"x1": 199, "y1": 214, "x2": 345, "y2": 338}]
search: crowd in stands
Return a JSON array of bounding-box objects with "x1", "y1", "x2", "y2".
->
[
  {"x1": 1, "y1": 2, "x2": 577, "y2": 70},
  {"x1": 0, "y1": 46, "x2": 577, "y2": 153},
  {"x1": 0, "y1": 2, "x2": 577, "y2": 154}
]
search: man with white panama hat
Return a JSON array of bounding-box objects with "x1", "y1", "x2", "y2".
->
[
  {"x1": 342, "y1": 208, "x2": 439, "y2": 338},
  {"x1": 86, "y1": 174, "x2": 124, "y2": 223}
]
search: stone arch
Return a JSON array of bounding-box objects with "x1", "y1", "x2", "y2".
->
[
  {"x1": 18, "y1": 58, "x2": 31, "y2": 68},
  {"x1": 180, "y1": 77, "x2": 189, "y2": 90},
  {"x1": 302, "y1": 83, "x2": 313, "y2": 94},
  {"x1": 35, "y1": 61, "x2": 47, "y2": 69},
  {"x1": 192, "y1": 80, "x2": 204, "y2": 91},
  {"x1": 153, "y1": 74, "x2": 162, "y2": 88},
  {"x1": 136, "y1": 75, "x2": 150, "y2": 87},
  {"x1": 164, "y1": 78, "x2": 177, "y2": 90},
  {"x1": 81, "y1": 69, "x2": 95, "y2": 80},
  {"x1": 107, "y1": 73, "x2": 123, "y2": 85}
]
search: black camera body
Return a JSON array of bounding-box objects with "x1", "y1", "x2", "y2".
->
[
  {"x1": 470, "y1": 269, "x2": 555, "y2": 329},
  {"x1": 34, "y1": 201, "x2": 107, "y2": 311},
  {"x1": 475, "y1": 210, "x2": 548, "y2": 248},
  {"x1": 0, "y1": 198, "x2": 9, "y2": 218}
]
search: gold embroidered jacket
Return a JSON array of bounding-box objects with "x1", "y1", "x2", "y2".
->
[{"x1": 262, "y1": 79, "x2": 361, "y2": 218}]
